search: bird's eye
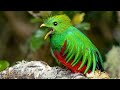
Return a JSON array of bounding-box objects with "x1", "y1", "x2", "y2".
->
[{"x1": 53, "y1": 22, "x2": 58, "y2": 26}]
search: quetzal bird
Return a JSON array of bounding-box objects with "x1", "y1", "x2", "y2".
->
[{"x1": 40, "y1": 14, "x2": 104, "y2": 75}]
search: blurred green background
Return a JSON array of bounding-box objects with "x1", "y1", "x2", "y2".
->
[{"x1": 0, "y1": 11, "x2": 120, "y2": 78}]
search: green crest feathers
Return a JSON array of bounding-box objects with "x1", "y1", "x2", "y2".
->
[{"x1": 48, "y1": 14, "x2": 71, "y2": 23}]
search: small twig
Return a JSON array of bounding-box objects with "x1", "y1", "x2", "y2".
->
[{"x1": 27, "y1": 11, "x2": 40, "y2": 18}]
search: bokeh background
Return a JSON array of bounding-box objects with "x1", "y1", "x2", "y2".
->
[{"x1": 0, "y1": 11, "x2": 120, "y2": 78}]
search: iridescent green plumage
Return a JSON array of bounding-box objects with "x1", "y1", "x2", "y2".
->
[{"x1": 41, "y1": 14, "x2": 104, "y2": 74}]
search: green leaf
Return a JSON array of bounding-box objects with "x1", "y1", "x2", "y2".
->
[
  {"x1": 29, "y1": 29, "x2": 47, "y2": 52},
  {"x1": 75, "y1": 22, "x2": 91, "y2": 31},
  {"x1": 0, "y1": 60, "x2": 10, "y2": 72}
]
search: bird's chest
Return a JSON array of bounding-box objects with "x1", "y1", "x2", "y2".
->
[{"x1": 50, "y1": 34, "x2": 65, "y2": 52}]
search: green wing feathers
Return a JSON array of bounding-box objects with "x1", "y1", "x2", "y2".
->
[{"x1": 63, "y1": 27, "x2": 104, "y2": 74}]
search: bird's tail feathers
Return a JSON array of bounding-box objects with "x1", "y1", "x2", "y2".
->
[{"x1": 96, "y1": 51, "x2": 104, "y2": 72}]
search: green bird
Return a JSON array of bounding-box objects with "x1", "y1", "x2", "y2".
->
[{"x1": 40, "y1": 14, "x2": 104, "y2": 75}]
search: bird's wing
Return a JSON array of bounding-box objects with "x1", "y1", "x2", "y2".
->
[{"x1": 62, "y1": 28, "x2": 104, "y2": 74}]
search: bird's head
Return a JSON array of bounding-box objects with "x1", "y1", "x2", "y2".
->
[{"x1": 40, "y1": 14, "x2": 72, "y2": 39}]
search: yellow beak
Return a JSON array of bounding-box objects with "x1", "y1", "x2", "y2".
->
[
  {"x1": 40, "y1": 24, "x2": 52, "y2": 40},
  {"x1": 40, "y1": 24, "x2": 46, "y2": 27},
  {"x1": 44, "y1": 30, "x2": 53, "y2": 40}
]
